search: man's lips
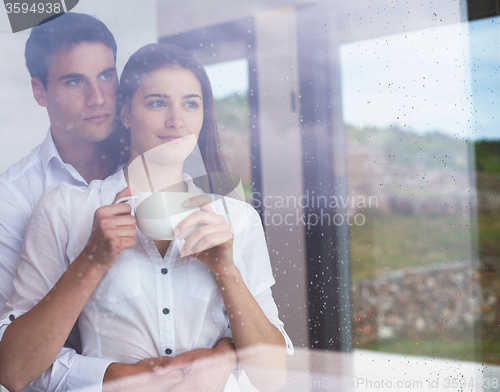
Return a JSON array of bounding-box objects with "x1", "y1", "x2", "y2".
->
[{"x1": 84, "y1": 113, "x2": 112, "y2": 124}]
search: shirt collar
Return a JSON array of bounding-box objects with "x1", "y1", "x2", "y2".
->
[
  {"x1": 40, "y1": 128, "x2": 88, "y2": 186},
  {"x1": 101, "y1": 168, "x2": 128, "y2": 206},
  {"x1": 40, "y1": 128, "x2": 63, "y2": 172}
]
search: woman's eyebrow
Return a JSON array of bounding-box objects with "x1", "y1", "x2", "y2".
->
[
  {"x1": 143, "y1": 93, "x2": 202, "y2": 99},
  {"x1": 144, "y1": 93, "x2": 168, "y2": 99},
  {"x1": 183, "y1": 94, "x2": 202, "y2": 100}
]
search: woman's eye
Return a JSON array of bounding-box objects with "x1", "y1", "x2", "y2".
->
[
  {"x1": 150, "y1": 101, "x2": 166, "y2": 108},
  {"x1": 185, "y1": 101, "x2": 200, "y2": 109}
]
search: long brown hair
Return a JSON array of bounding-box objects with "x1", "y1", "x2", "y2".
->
[{"x1": 112, "y1": 43, "x2": 240, "y2": 198}]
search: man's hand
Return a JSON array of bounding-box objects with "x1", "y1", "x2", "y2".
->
[
  {"x1": 155, "y1": 338, "x2": 238, "y2": 392},
  {"x1": 102, "y1": 339, "x2": 237, "y2": 392},
  {"x1": 104, "y1": 357, "x2": 174, "y2": 382},
  {"x1": 82, "y1": 187, "x2": 137, "y2": 270},
  {"x1": 103, "y1": 359, "x2": 184, "y2": 392}
]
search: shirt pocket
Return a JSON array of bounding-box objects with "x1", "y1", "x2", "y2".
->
[
  {"x1": 188, "y1": 258, "x2": 216, "y2": 301},
  {"x1": 93, "y1": 249, "x2": 142, "y2": 303}
]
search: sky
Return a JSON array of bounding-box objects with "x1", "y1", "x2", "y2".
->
[
  {"x1": 205, "y1": 59, "x2": 249, "y2": 99},
  {"x1": 340, "y1": 16, "x2": 500, "y2": 141}
]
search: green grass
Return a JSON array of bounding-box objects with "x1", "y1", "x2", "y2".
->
[
  {"x1": 355, "y1": 333, "x2": 500, "y2": 365},
  {"x1": 350, "y1": 212, "x2": 473, "y2": 281},
  {"x1": 478, "y1": 214, "x2": 500, "y2": 258},
  {"x1": 356, "y1": 332, "x2": 477, "y2": 362}
]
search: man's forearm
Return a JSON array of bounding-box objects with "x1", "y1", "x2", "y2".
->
[{"x1": 0, "y1": 253, "x2": 108, "y2": 392}]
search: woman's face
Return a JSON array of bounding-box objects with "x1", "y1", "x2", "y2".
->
[{"x1": 122, "y1": 66, "x2": 204, "y2": 163}]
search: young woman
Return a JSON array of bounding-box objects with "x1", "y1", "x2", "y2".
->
[{"x1": 0, "y1": 43, "x2": 292, "y2": 392}]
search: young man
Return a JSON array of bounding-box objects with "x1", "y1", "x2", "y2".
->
[{"x1": 0, "y1": 13, "x2": 236, "y2": 392}]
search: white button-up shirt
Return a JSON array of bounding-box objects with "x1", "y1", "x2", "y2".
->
[
  {"x1": 0, "y1": 130, "x2": 113, "y2": 391},
  {"x1": 1, "y1": 169, "x2": 293, "y2": 390}
]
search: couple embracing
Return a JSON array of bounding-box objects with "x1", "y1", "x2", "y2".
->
[{"x1": 0, "y1": 12, "x2": 292, "y2": 392}]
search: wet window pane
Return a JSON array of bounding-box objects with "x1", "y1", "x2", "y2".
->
[
  {"x1": 1, "y1": 1, "x2": 500, "y2": 391},
  {"x1": 205, "y1": 60, "x2": 253, "y2": 197}
]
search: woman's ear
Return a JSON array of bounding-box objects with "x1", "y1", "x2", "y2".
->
[{"x1": 120, "y1": 104, "x2": 131, "y2": 129}]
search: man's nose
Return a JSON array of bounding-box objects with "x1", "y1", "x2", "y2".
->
[{"x1": 85, "y1": 81, "x2": 105, "y2": 106}]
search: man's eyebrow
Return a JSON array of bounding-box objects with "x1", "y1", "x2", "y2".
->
[
  {"x1": 59, "y1": 73, "x2": 84, "y2": 81},
  {"x1": 143, "y1": 93, "x2": 202, "y2": 99},
  {"x1": 99, "y1": 67, "x2": 117, "y2": 76},
  {"x1": 59, "y1": 68, "x2": 116, "y2": 82}
]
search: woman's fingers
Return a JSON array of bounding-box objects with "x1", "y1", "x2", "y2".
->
[
  {"x1": 183, "y1": 194, "x2": 212, "y2": 209},
  {"x1": 174, "y1": 209, "x2": 224, "y2": 238},
  {"x1": 85, "y1": 188, "x2": 138, "y2": 266},
  {"x1": 112, "y1": 186, "x2": 132, "y2": 204},
  {"x1": 188, "y1": 232, "x2": 233, "y2": 259},
  {"x1": 180, "y1": 223, "x2": 232, "y2": 257}
]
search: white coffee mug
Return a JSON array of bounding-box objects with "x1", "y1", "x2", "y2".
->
[{"x1": 116, "y1": 192, "x2": 200, "y2": 240}]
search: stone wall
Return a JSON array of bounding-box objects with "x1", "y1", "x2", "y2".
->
[{"x1": 351, "y1": 260, "x2": 492, "y2": 344}]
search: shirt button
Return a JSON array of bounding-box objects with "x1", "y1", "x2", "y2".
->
[
  {"x1": 165, "y1": 348, "x2": 172, "y2": 355},
  {"x1": 161, "y1": 268, "x2": 168, "y2": 275},
  {"x1": 163, "y1": 308, "x2": 170, "y2": 315},
  {"x1": 9, "y1": 314, "x2": 15, "y2": 321}
]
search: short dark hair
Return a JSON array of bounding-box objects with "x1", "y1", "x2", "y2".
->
[{"x1": 25, "y1": 13, "x2": 117, "y2": 89}]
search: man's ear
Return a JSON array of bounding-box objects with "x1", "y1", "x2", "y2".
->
[
  {"x1": 31, "y1": 77, "x2": 47, "y2": 107},
  {"x1": 120, "y1": 104, "x2": 130, "y2": 129}
]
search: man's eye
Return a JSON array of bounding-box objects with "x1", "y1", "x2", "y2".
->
[
  {"x1": 68, "y1": 79, "x2": 81, "y2": 85},
  {"x1": 101, "y1": 73, "x2": 111, "y2": 80}
]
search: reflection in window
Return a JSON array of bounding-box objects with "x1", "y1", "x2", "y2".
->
[
  {"x1": 205, "y1": 59, "x2": 252, "y2": 198},
  {"x1": 339, "y1": 20, "x2": 499, "y2": 362}
]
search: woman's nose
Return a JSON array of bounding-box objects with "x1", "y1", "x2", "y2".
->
[{"x1": 166, "y1": 107, "x2": 183, "y2": 129}]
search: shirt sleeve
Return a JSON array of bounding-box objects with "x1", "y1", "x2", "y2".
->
[
  {"x1": 228, "y1": 201, "x2": 294, "y2": 355},
  {"x1": 254, "y1": 288, "x2": 294, "y2": 355},
  {"x1": 0, "y1": 182, "x2": 31, "y2": 312},
  {"x1": 0, "y1": 184, "x2": 112, "y2": 392}
]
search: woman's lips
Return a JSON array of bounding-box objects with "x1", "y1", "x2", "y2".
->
[{"x1": 159, "y1": 136, "x2": 185, "y2": 143}]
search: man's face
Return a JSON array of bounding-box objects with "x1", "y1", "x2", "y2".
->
[{"x1": 34, "y1": 42, "x2": 117, "y2": 145}]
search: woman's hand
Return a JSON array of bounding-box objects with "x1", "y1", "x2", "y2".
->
[
  {"x1": 82, "y1": 187, "x2": 137, "y2": 270},
  {"x1": 175, "y1": 195, "x2": 234, "y2": 275}
]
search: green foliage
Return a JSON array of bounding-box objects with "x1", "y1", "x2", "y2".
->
[
  {"x1": 214, "y1": 93, "x2": 249, "y2": 131},
  {"x1": 475, "y1": 140, "x2": 500, "y2": 174}
]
